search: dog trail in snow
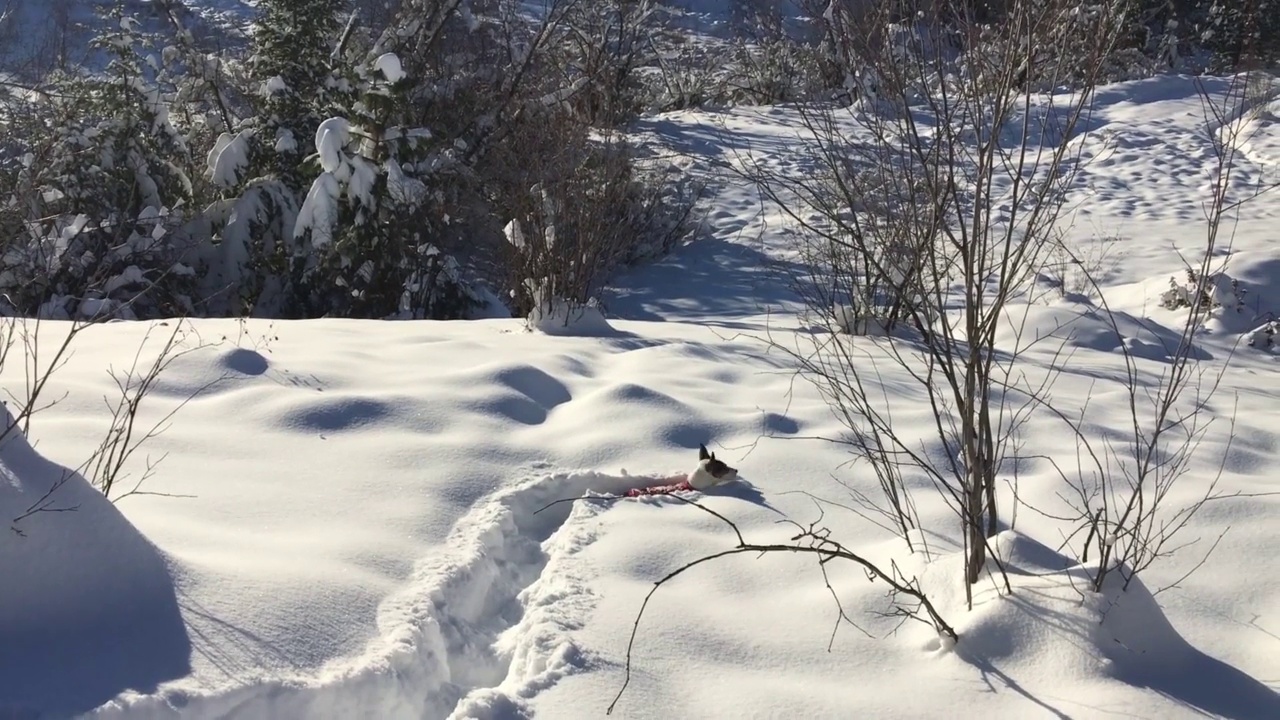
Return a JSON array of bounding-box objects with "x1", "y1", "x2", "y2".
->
[
  {"x1": 402, "y1": 458, "x2": 724, "y2": 718},
  {"x1": 441, "y1": 474, "x2": 623, "y2": 719},
  {"x1": 332, "y1": 470, "x2": 656, "y2": 719},
  {"x1": 91, "y1": 471, "x2": 658, "y2": 720}
]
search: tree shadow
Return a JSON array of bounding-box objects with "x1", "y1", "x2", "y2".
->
[
  {"x1": 1078, "y1": 307, "x2": 1214, "y2": 363},
  {"x1": 603, "y1": 236, "x2": 807, "y2": 323},
  {"x1": 1117, "y1": 651, "x2": 1280, "y2": 720},
  {"x1": 631, "y1": 113, "x2": 801, "y2": 161},
  {"x1": 955, "y1": 649, "x2": 1075, "y2": 720},
  {"x1": 1099, "y1": 575, "x2": 1280, "y2": 720},
  {"x1": 1090, "y1": 75, "x2": 1237, "y2": 115},
  {"x1": 176, "y1": 592, "x2": 307, "y2": 684}
]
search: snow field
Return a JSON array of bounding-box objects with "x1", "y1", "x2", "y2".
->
[{"x1": 0, "y1": 72, "x2": 1278, "y2": 719}]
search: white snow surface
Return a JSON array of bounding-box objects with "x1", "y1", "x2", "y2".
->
[
  {"x1": 206, "y1": 130, "x2": 253, "y2": 189},
  {"x1": 1, "y1": 75, "x2": 1279, "y2": 720},
  {"x1": 375, "y1": 53, "x2": 407, "y2": 84}
]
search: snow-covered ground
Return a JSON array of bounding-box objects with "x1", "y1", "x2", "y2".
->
[
  {"x1": 3, "y1": 74, "x2": 1280, "y2": 719},
  {"x1": 0, "y1": 0, "x2": 256, "y2": 73}
]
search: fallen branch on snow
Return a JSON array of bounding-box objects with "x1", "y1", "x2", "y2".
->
[{"x1": 534, "y1": 493, "x2": 957, "y2": 715}]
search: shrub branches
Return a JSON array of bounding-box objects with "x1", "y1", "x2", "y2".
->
[
  {"x1": 533, "y1": 491, "x2": 956, "y2": 716},
  {"x1": 747, "y1": 0, "x2": 1126, "y2": 606}
]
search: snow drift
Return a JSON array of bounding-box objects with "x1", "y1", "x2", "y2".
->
[{"x1": 0, "y1": 408, "x2": 190, "y2": 718}]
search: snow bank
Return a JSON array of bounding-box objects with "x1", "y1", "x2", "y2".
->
[
  {"x1": 528, "y1": 297, "x2": 617, "y2": 337},
  {"x1": 0, "y1": 409, "x2": 189, "y2": 718},
  {"x1": 943, "y1": 531, "x2": 1280, "y2": 720}
]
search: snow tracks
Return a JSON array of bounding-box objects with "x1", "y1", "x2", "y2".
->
[
  {"x1": 94, "y1": 472, "x2": 642, "y2": 720},
  {"x1": 436, "y1": 472, "x2": 635, "y2": 719}
]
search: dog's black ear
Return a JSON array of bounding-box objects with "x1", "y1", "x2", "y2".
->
[{"x1": 699, "y1": 443, "x2": 710, "y2": 461}]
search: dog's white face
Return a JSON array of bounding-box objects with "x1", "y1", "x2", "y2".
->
[{"x1": 688, "y1": 444, "x2": 737, "y2": 489}]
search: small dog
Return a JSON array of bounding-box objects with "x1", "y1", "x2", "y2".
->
[
  {"x1": 625, "y1": 443, "x2": 740, "y2": 497},
  {"x1": 687, "y1": 443, "x2": 738, "y2": 490}
]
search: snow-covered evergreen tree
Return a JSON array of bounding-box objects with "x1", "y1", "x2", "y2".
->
[
  {"x1": 1097, "y1": 0, "x2": 1277, "y2": 73},
  {"x1": 1, "y1": 10, "x2": 200, "y2": 320},
  {"x1": 1199, "y1": 0, "x2": 1279, "y2": 69},
  {"x1": 251, "y1": 0, "x2": 347, "y2": 190},
  {"x1": 292, "y1": 52, "x2": 482, "y2": 319},
  {"x1": 195, "y1": 0, "x2": 348, "y2": 316}
]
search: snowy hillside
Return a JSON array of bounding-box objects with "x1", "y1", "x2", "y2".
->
[
  {"x1": 0, "y1": 0, "x2": 255, "y2": 72},
  {"x1": 0, "y1": 70, "x2": 1277, "y2": 720}
]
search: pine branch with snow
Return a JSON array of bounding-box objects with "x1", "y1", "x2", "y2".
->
[
  {"x1": 0, "y1": 8, "x2": 203, "y2": 320},
  {"x1": 287, "y1": 49, "x2": 482, "y2": 320}
]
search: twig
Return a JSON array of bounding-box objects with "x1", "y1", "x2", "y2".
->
[{"x1": 555, "y1": 492, "x2": 960, "y2": 715}]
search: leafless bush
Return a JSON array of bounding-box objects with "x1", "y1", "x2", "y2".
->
[
  {"x1": 500, "y1": 124, "x2": 699, "y2": 321},
  {"x1": 722, "y1": 38, "x2": 839, "y2": 105},
  {"x1": 3, "y1": 312, "x2": 220, "y2": 539},
  {"x1": 644, "y1": 40, "x2": 732, "y2": 112},
  {"x1": 550, "y1": 0, "x2": 659, "y2": 125},
  {"x1": 0, "y1": 316, "x2": 82, "y2": 445},
  {"x1": 1030, "y1": 71, "x2": 1280, "y2": 595},
  {"x1": 1042, "y1": 231, "x2": 1120, "y2": 302},
  {"x1": 747, "y1": 0, "x2": 1125, "y2": 605},
  {"x1": 1243, "y1": 70, "x2": 1278, "y2": 122},
  {"x1": 89, "y1": 320, "x2": 224, "y2": 500}
]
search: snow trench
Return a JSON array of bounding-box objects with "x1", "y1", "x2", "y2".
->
[{"x1": 93, "y1": 471, "x2": 649, "y2": 720}]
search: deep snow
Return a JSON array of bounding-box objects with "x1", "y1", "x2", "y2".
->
[{"x1": 1, "y1": 74, "x2": 1279, "y2": 720}]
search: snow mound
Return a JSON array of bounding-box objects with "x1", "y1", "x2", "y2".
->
[
  {"x1": 0, "y1": 409, "x2": 189, "y2": 718},
  {"x1": 929, "y1": 531, "x2": 1280, "y2": 719},
  {"x1": 1007, "y1": 304, "x2": 1214, "y2": 363},
  {"x1": 528, "y1": 298, "x2": 617, "y2": 337},
  {"x1": 1203, "y1": 251, "x2": 1280, "y2": 335},
  {"x1": 1097, "y1": 567, "x2": 1280, "y2": 718}
]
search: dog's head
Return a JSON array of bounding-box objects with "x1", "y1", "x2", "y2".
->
[{"x1": 698, "y1": 443, "x2": 737, "y2": 482}]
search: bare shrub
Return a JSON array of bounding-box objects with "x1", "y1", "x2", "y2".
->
[
  {"x1": 1042, "y1": 232, "x2": 1120, "y2": 302},
  {"x1": 747, "y1": 0, "x2": 1126, "y2": 605},
  {"x1": 88, "y1": 320, "x2": 224, "y2": 500},
  {"x1": 643, "y1": 42, "x2": 728, "y2": 112},
  {"x1": 3, "y1": 312, "x2": 220, "y2": 539},
  {"x1": 1033, "y1": 71, "x2": 1280, "y2": 595},
  {"x1": 500, "y1": 123, "x2": 699, "y2": 323},
  {"x1": 723, "y1": 38, "x2": 839, "y2": 105},
  {"x1": 551, "y1": 0, "x2": 660, "y2": 126}
]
